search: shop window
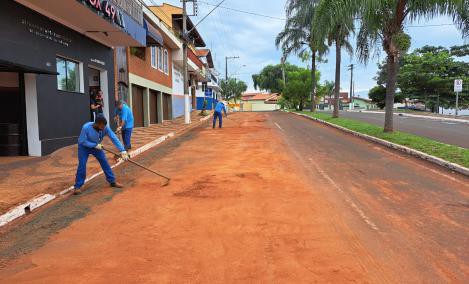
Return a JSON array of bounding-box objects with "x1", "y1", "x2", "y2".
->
[
  {"x1": 163, "y1": 49, "x2": 169, "y2": 74},
  {"x1": 56, "y1": 57, "x2": 81, "y2": 93},
  {"x1": 150, "y1": 46, "x2": 157, "y2": 69},
  {"x1": 130, "y1": 47, "x2": 145, "y2": 60},
  {"x1": 158, "y1": 47, "x2": 163, "y2": 70}
]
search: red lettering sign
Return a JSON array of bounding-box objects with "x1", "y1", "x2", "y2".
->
[{"x1": 87, "y1": 0, "x2": 125, "y2": 28}]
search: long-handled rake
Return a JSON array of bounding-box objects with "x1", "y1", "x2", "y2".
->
[{"x1": 103, "y1": 147, "x2": 171, "y2": 187}]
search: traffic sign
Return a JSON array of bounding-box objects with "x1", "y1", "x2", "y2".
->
[{"x1": 454, "y1": 79, "x2": 463, "y2": 93}]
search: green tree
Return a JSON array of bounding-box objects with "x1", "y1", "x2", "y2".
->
[
  {"x1": 375, "y1": 45, "x2": 469, "y2": 110},
  {"x1": 350, "y1": 0, "x2": 468, "y2": 132},
  {"x1": 312, "y1": 0, "x2": 355, "y2": 118},
  {"x1": 317, "y1": 80, "x2": 335, "y2": 107},
  {"x1": 276, "y1": 0, "x2": 328, "y2": 112},
  {"x1": 450, "y1": 44, "x2": 469, "y2": 57},
  {"x1": 220, "y1": 79, "x2": 248, "y2": 104},
  {"x1": 283, "y1": 68, "x2": 315, "y2": 111},
  {"x1": 369, "y1": 85, "x2": 387, "y2": 109},
  {"x1": 397, "y1": 46, "x2": 469, "y2": 110},
  {"x1": 252, "y1": 63, "x2": 299, "y2": 93}
]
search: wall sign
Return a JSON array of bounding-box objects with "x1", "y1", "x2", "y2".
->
[
  {"x1": 91, "y1": 58, "x2": 106, "y2": 66},
  {"x1": 86, "y1": 0, "x2": 126, "y2": 28},
  {"x1": 21, "y1": 19, "x2": 72, "y2": 47}
]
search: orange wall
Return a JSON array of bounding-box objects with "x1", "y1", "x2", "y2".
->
[{"x1": 128, "y1": 45, "x2": 173, "y2": 89}]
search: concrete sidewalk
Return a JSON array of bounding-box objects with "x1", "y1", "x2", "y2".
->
[{"x1": 0, "y1": 112, "x2": 210, "y2": 217}]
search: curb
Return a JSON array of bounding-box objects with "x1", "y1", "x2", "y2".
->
[
  {"x1": 290, "y1": 112, "x2": 469, "y2": 177},
  {"x1": 0, "y1": 115, "x2": 212, "y2": 228},
  {"x1": 347, "y1": 110, "x2": 469, "y2": 124}
]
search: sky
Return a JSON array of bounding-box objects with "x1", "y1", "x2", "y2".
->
[{"x1": 149, "y1": 0, "x2": 467, "y2": 97}]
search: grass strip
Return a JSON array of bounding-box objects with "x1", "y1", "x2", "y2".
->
[{"x1": 297, "y1": 111, "x2": 469, "y2": 168}]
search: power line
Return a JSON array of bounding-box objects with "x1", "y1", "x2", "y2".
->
[
  {"x1": 199, "y1": 1, "x2": 457, "y2": 28},
  {"x1": 189, "y1": 0, "x2": 226, "y2": 32},
  {"x1": 198, "y1": 0, "x2": 286, "y2": 21},
  {"x1": 407, "y1": 23, "x2": 455, "y2": 28}
]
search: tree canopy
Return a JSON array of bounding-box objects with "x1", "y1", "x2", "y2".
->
[
  {"x1": 375, "y1": 45, "x2": 469, "y2": 110},
  {"x1": 220, "y1": 79, "x2": 247, "y2": 104},
  {"x1": 252, "y1": 63, "x2": 300, "y2": 93}
]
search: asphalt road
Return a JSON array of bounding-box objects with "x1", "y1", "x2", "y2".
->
[
  {"x1": 0, "y1": 112, "x2": 468, "y2": 282},
  {"x1": 323, "y1": 111, "x2": 469, "y2": 148},
  {"x1": 271, "y1": 112, "x2": 469, "y2": 282}
]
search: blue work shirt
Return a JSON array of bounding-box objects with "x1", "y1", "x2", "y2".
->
[
  {"x1": 78, "y1": 122, "x2": 125, "y2": 152},
  {"x1": 215, "y1": 102, "x2": 227, "y2": 114},
  {"x1": 116, "y1": 104, "x2": 134, "y2": 129}
]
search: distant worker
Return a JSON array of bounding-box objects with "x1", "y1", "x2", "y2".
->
[
  {"x1": 74, "y1": 116, "x2": 129, "y2": 195},
  {"x1": 213, "y1": 101, "x2": 227, "y2": 129},
  {"x1": 115, "y1": 101, "x2": 134, "y2": 150}
]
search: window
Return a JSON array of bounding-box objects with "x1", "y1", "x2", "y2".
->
[
  {"x1": 158, "y1": 47, "x2": 163, "y2": 70},
  {"x1": 56, "y1": 57, "x2": 80, "y2": 92},
  {"x1": 163, "y1": 49, "x2": 169, "y2": 74},
  {"x1": 150, "y1": 46, "x2": 157, "y2": 69}
]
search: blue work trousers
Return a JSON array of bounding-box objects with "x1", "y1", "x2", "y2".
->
[
  {"x1": 213, "y1": 111, "x2": 223, "y2": 128},
  {"x1": 74, "y1": 145, "x2": 115, "y2": 189},
  {"x1": 121, "y1": 128, "x2": 133, "y2": 150}
]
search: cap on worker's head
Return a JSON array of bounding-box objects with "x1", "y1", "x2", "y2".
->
[
  {"x1": 95, "y1": 116, "x2": 108, "y2": 126},
  {"x1": 116, "y1": 100, "x2": 125, "y2": 107}
]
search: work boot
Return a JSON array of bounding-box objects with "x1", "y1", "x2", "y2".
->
[
  {"x1": 110, "y1": 182, "x2": 124, "y2": 188},
  {"x1": 73, "y1": 188, "x2": 83, "y2": 195}
]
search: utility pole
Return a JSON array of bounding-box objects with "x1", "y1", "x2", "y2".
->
[
  {"x1": 225, "y1": 56, "x2": 239, "y2": 80},
  {"x1": 348, "y1": 64, "x2": 354, "y2": 110},
  {"x1": 182, "y1": 0, "x2": 191, "y2": 124}
]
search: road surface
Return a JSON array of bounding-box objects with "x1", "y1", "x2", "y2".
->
[
  {"x1": 323, "y1": 111, "x2": 469, "y2": 148},
  {"x1": 0, "y1": 112, "x2": 468, "y2": 283}
]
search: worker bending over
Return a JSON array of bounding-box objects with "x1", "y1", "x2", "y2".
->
[
  {"x1": 213, "y1": 101, "x2": 227, "y2": 129},
  {"x1": 74, "y1": 116, "x2": 129, "y2": 195},
  {"x1": 115, "y1": 101, "x2": 134, "y2": 150}
]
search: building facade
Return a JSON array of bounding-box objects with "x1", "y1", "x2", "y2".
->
[
  {"x1": 195, "y1": 49, "x2": 221, "y2": 110},
  {"x1": 151, "y1": 3, "x2": 206, "y2": 119},
  {"x1": 0, "y1": 0, "x2": 146, "y2": 156},
  {"x1": 241, "y1": 93, "x2": 280, "y2": 112},
  {"x1": 124, "y1": 8, "x2": 183, "y2": 127}
]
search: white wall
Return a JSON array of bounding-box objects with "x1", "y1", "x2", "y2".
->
[
  {"x1": 100, "y1": 70, "x2": 110, "y2": 120},
  {"x1": 251, "y1": 102, "x2": 280, "y2": 112},
  {"x1": 172, "y1": 64, "x2": 184, "y2": 96},
  {"x1": 24, "y1": 74, "x2": 41, "y2": 156}
]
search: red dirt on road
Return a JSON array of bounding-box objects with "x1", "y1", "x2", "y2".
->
[{"x1": 0, "y1": 113, "x2": 389, "y2": 282}]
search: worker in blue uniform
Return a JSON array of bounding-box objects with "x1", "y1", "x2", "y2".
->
[
  {"x1": 213, "y1": 101, "x2": 227, "y2": 129},
  {"x1": 115, "y1": 101, "x2": 134, "y2": 150},
  {"x1": 73, "y1": 116, "x2": 129, "y2": 195}
]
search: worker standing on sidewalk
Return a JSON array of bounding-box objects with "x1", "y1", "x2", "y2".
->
[
  {"x1": 213, "y1": 101, "x2": 227, "y2": 129},
  {"x1": 73, "y1": 116, "x2": 129, "y2": 195},
  {"x1": 115, "y1": 101, "x2": 134, "y2": 150}
]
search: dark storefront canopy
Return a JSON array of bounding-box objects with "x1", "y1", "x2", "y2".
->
[
  {"x1": 0, "y1": 59, "x2": 58, "y2": 75},
  {"x1": 144, "y1": 19, "x2": 164, "y2": 46}
]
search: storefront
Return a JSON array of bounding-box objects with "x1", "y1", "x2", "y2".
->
[{"x1": 0, "y1": 0, "x2": 145, "y2": 156}]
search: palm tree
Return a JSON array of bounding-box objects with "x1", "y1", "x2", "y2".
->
[
  {"x1": 313, "y1": 0, "x2": 355, "y2": 118},
  {"x1": 352, "y1": 0, "x2": 468, "y2": 132},
  {"x1": 276, "y1": 0, "x2": 327, "y2": 112}
]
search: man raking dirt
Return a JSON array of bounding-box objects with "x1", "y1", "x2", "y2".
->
[
  {"x1": 73, "y1": 116, "x2": 130, "y2": 195},
  {"x1": 213, "y1": 101, "x2": 228, "y2": 129}
]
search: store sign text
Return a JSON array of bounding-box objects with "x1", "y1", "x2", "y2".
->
[{"x1": 88, "y1": 0, "x2": 126, "y2": 28}]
